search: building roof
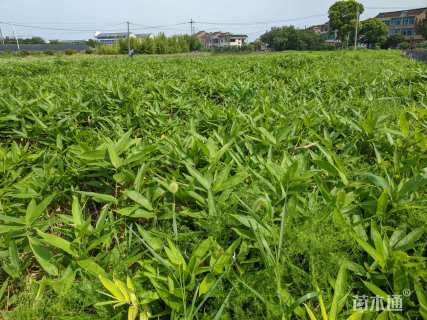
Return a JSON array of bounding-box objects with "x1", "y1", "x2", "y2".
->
[
  {"x1": 95, "y1": 32, "x2": 128, "y2": 39},
  {"x1": 196, "y1": 31, "x2": 247, "y2": 39},
  {"x1": 376, "y1": 7, "x2": 427, "y2": 19}
]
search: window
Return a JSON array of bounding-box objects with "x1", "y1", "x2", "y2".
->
[
  {"x1": 402, "y1": 29, "x2": 414, "y2": 36},
  {"x1": 402, "y1": 17, "x2": 415, "y2": 25},
  {"x1": 391, "y1": 18, "x2": 401, "y2": 25},
  {"x1": 384, "y1": 20, "x2": 390, "y2": 25}
]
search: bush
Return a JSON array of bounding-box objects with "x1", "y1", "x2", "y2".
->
[
  {"x1": 65, "y1": 49, "x2": 77, "y2": 56},
  {"x1": 44, "y1": 50, "x2": 55, "y2": 56},
  {"x1": 382, "y1": 34, "x2": 405, "y2": 49},
  {"x1": 117, "y1": 34, "x2": 202, "y2": 55},
  {"x1": 260, "y1": 26, "x2": 324, "y2": 51},
  {"x1": 16, "y1": 50, "x2": 31, "y2": 57},
  {"x1": 85, "y1": 48, "x2": 95, "y2": 54},
  {"x1": 417, "y1": 41, "x2": 427, "y2": 49},
  {"x1": 398, "y1": 41, "x2": 410, "y2": 49},
  {"x1": 96, "y1": 45, "x2": 120, "y2": 55}
]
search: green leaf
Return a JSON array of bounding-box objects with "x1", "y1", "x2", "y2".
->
[
  {"x1": 124, "y1": 190, "x2": 153, "y2": 211},
  {"x1": 107, "y1": 143, "x2": 122, "y2": 169},
  {"x1": 78, "y1": 258, "x2": 106, "y2": 277},
  {"x1": 25, "y1": 195, "x2": 55, "y2": 226},
  {"x1": 329, "y1": 263, "x2": 347, "y2": 320},
  {"x1": 72, "y1": 196, "x2": 83, "y2": 227},
  {"x1": 398, "y1": 176, "x2": 427, "y2": 198},
  {"x1": 362, "y1": 281, "x2": 388, "y2": 300},
  {"x1": 77, "y1": 191, "x2": 118, "y2": 204},
  {"x1": 376, "y1": 189, "x2": 388, "y2": 217},
  {"x1": 128, "y1": 305, "x2": 138, "y2": 320},
  {"x1": 164, "y1": 239, "x2": 186, "y2": 269},
  {"x1": 28, "y1": 237, "x2": 59, "y2": 276},
  {"x1": 99, "y1": 275, "x2": 125, "y2": 301},
  {"x1": 395, "y1": 228, "x2": 424, "y2": 251},
  {"x1": 0, "y1": 225, "x2": 25, "y2": 234},
  {"x1": 185, "y1": 164, "x2": 211, "y2": 190},
  {"x1": 366, "y1": 173, "x2": 389, "y2": 190},
  {"x1": 199, "y1": 274, "x2": 215, "y2": 296},
  {"x1": 354, "y1": 235, "x2": 385, "y2": 269},
  {"x1": 399, "y1": 112, "x2": 409, "y2": 138},
  {"x1": 304, "y1": 304, "x2": 318, "y2": 320},
  {"x1": 37, "y1": 229, "x2": 78, "y2": 257}
]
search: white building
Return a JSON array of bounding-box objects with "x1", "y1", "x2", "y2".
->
[
  {"x1": 196, "y1": 31, "x2": 248, "y2": 48},
  {"x1": 94, "y1": 32, "x2": 152, "y2": 45}
]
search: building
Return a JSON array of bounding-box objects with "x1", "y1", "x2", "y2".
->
[
  {"x1": 308, "y1": 22, "x2": 339, "y2": 46},
  {"x1": 196, "y1": 31, "x2": 248, "y2": 48},
  {"x1": 94, "y1": 32, "x2": 152, "y2": 45},
  {"x1": 376, "y1": 7, "x2": 427, "y2": 42}
]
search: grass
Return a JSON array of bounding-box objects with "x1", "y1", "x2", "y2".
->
[{"x1": 0, "y1": 50, "x2": 426, "y2": 319}]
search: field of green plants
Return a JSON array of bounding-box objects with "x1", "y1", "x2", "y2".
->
[{"x1": 0, "y1": 51, "x2": 426, "y2": 319}]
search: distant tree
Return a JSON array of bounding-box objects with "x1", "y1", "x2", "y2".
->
[
  {"x1": 360, "y1": 18, "x2": 388, "y2": 48},
  {"x1": 382, "y1": 34, "x2": 405, "y2": 49},
  {"x1": 328, "y1": 0, "x2": 364, "y2": 47},
  {"x1": 25, "y1": 37, "x2": 46, "y2": 44},
  {"x1": 260, "y1": 26, "x2": 324, "y2": 51},
  {"x1": 86, "y1": 39, "x2": 98, "y2": 48},
  {"x1": 416, "y1": 18, "x2": 427, "y2": 39},
  {"x1": 188, "y1": 35, "x2": 202, "y2": 51}
]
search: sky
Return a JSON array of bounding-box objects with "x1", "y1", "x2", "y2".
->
[{"x1": 0, "y1": 0, "x2": 426, "y2": 41}]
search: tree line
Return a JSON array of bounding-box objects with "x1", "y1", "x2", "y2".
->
[{"x1": 260, "y1": 0, "x2": 427, "y2": 51}]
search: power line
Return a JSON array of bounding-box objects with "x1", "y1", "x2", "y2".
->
[
  {"x1": 194, "y1": 14, "x2": 328, "y2": 26},
  {"x1": 0, "y1": 21, "x2": 126, "y2": 32}
]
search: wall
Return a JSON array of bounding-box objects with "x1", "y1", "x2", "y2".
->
[{"x1": 0, "y1": 43, "x2": 90, "y2": 52}]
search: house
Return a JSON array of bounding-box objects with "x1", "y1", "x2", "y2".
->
[
  {"x1": 376, "y1": 7, "x2": 427, "y2": 42},
  {"x1": 196, "y1": 31, "x2": 248, "y2": 48},
  {"x1": 94, "y1": 32, "x2": 152, "y2": 45},
  {"x1": 308, "y1": 22, "x2": 339, "y2": 46}
]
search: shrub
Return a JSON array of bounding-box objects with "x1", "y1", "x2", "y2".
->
[
  {"x1": 64, "y1": 49, "x2": 77, "y2": 56},
  {"x1": 16, "y1": 50, "x2": 31, "y2": 57},
  {"x1": 398, "y1": 41, "x2": 410, "y2": 49},
  {"x1": 85, "y1": 48, "x2": 95, "y2": 54},
  {"x1": 44, "y1": 50, "x2": 55, "y2": 56},
  {"x1": 96, "y1": 45, "x2": 120, "y2": 55},
  {"x1": 417, "y1": 41, "x2": 427, "y2": 49}
]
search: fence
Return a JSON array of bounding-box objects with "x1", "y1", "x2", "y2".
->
[
  {"x1": 403, "y1": 49, "x2": 427, "y2": 63},
  {"x1": 0, "y1": 44, "x2": 90, "y2": 52}
]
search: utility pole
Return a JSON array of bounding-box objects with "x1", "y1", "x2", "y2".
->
[
  {"x1": 12, "y1": 27, "x2": 19, "y2": 50},
  {"x1": 354, "y1": 5, "x2": 360, "y2": 50},
  {"x1": 190, "y1": 18, "x2": 195, "y2": 36},
  {"x1": 126, "y1": 21, "x2": 131, "y2": 56},
  {"x1": 0, "y1": 26, "x2": 5, "y2": 45}
]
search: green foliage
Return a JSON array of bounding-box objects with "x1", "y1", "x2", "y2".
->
[
  {"x1": 416, "y1": 18, "x2": 427, "y2": 39},
  {"x1": 329, "y1": 0, "x2": 365, "y2": 45},
  {"x1": 116, "y1": 34, "x2": 202, "y2": 55},
  {"x1": 360, "y1": 18, "x2": 388, "y2": 48},
  {"x1": 0, "y1": 51, "x2": 426, "y2": 319},
  {"x1": 260, "y1": 26, "x2": 325, "y2": 51},
  {"x1": 64, "y1": 49, "x2": 77, "y2": 56},
  {"x1": 382, "y1": 34, "x2": 405, "y2": 49}
]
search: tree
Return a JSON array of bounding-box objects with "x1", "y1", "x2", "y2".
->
[
  {"x1": 260, "y1": 26, "x2": 324, "y2": 51},
  {"x1": 360, "y1": 18, "x2": 388, "y2": 48},
  {"x1": 416, "y1": 18, "x2": 427, "y2": 39},
  {"x1": 328, "y1": 0, "x2": 364, "y2": 47},
  {"x1": 382, "y1": 34, "x2": 405, "y2": 49}
]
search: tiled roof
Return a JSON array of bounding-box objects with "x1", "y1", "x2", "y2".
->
[{"x1": 376, "y1": 7, "x2": 427, "y2": 18}]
